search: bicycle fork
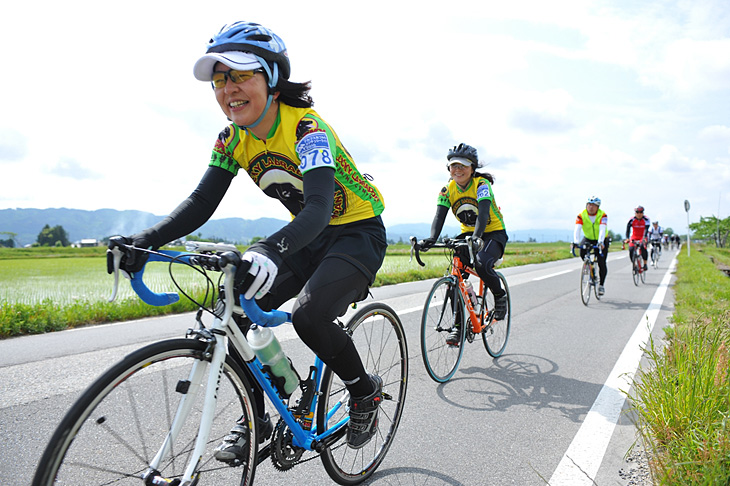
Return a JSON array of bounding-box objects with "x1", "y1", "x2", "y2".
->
[{"x1": 143, "y1": 333, "x2": 227, "y2": 486}]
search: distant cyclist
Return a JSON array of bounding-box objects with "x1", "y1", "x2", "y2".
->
[
  {"x1": 572, "y1": 196, "x2": 609, "y2": 296},
  {"x1": 420, "y1": 143, "x2": 508, "y2": 346},
  {"x1": 648, "y1": 221, "x2": 664, "y2": 258},
  {"x1": 625, "y1": 206, "x2": 650, "y2": 271}
]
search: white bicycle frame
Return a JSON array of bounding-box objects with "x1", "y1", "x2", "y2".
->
[{"x1": 111, "y1": 247, "x2": 257, "y2": 486}]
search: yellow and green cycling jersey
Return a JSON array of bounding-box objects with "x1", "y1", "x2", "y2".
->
[
  {"x1": 209, "y1": 104, "x2": 384, "y2": 225},
  {"x1": 437, "y1": 177, "x2": 506, "y2": 234}
]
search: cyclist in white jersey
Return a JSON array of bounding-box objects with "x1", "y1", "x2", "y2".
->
[{"x1": 648, "y1": 221, "x2": 664, "y2": 258}]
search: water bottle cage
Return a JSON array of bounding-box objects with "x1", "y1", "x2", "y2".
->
[
  {"x1": 262, "y1": 358, "x2": 300, "y2": 399},
  {"x1": 293, "y1": 366, "x2": 317, "y2": 417}
]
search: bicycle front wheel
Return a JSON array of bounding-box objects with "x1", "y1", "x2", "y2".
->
[
  {"x1": 482, "y1": 272, "x2": 511, "y2": 357},
  {"x1": 33, "y1": 339, "x2": 258, "y2": 486},
  {"x1": 593, "y1": 264, "x2": 602, "y2": 301},
  {"x1": 420, "y1": 276, "x2": 466, "y2": 383},
  {"x1": 640, "y1": 257, "x2": 647, "y2": 283},
  {"x1": 632, "y1": 258, "x2": 640, "y2": 286},
  {"x1": 580, "y1": 261, "x2": 592, "y2": 305},
  {"x1": 318, "y1": 303, "x2": 408, "y2": 485}
]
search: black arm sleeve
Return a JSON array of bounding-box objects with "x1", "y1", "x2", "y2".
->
[
  {"x1": 472, "y1": 199, "x2": 491, "y2": 237},
  {"x1": 133, "y1": 166, "x2": 234, "y2": 248},
  {"x1": 429, "y1": 205, "x2": 449, "y2": 240},
  {"x1": 626, "y1": 219, "x2": 632, "y2": 239},
  {"x1": 249, "y1": 167, "x2": 335, "y2": 266}
]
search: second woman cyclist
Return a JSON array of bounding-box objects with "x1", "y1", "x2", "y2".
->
[
  {"x1": 420, "y1": 143, "x2": 508, "y2": 345},
  {"x1": 107, "y1": 21, "x2": 387, "y2": 456}
]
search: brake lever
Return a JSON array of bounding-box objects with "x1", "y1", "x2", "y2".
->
[
  {"x1": 107, "y1": 247, "x2": 122, "y2": 303},
  {"x1": 466, "y1": 235, "x2": 476, "y2": 266}
]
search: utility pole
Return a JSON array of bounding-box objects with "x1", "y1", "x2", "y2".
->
[{"x1": 684, "y1": 200, "x2": 691, "y2": 256}]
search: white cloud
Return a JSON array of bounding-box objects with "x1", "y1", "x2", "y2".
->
[{"x1": 698, "y1": 125, "x2": 730, "y2": 142}]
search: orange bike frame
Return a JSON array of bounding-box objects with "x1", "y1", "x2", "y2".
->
[{"x1": 451, "y1": 254, "x2": 486, "y2": 334}]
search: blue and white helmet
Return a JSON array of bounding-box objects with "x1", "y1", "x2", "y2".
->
[
  {"x1": 587, "y1": 196, "x2": 601, "y2": 207},
  {"x1": 194, "y1": 22, "x2": 290, "y2": 129},
  {"x1": 205, "y1": 21, "x2": 290, "y2": 83}
]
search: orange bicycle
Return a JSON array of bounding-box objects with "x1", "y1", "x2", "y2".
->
[{"x1": 411, "y1": 236, "x2": 511, "y2": 383}]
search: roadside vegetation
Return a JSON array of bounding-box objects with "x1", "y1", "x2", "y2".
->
[
  {"x1": 0, "y1": 242, "x2": 576, "y2": 338},
  {"x1": 629, "y1": 244, "x2": 730, "y2": 485}
]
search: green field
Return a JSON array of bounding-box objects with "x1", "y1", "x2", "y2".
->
[{"x1": 0, "y1": 242, "x2": 575, "y2": 337}]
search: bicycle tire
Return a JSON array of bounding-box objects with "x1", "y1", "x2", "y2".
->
[
  {"x1": 420, "y1": 276, "x2": 466, "y2": 383},
  {"x1": 318, "y1": 303, "x2": 408, "y2": 485},
  {"x1": 33, "y1": 339, "x2": 258, "y2": 486},
  {"x1": 632, "y1": 257, "x2": 640, "y2": 286},
  {"x1": 580, "y1": 260, "x2": 591, "y2": 305},
  {"x1": 482, "y1": 272, "x2": 511, "y2": 357},
  {"x1": 593, "y1": 263, "x2": 602, "y2": 300},
  {"x1": 640, "y1": 261, "x2": 646, "y2": 283}
]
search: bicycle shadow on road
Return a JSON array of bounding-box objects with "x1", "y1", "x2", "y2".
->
[
  {"x1": 584, "y1": 297, "x2": 673, "y2": 313},
  {"x1": 436, "y1": 353, "x2": 607, "y2": 424},
  {"x1": 361, "y1": 465, "x2": 465, "y2": 485}
]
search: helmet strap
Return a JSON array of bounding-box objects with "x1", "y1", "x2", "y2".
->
[{"x1": 239, "y1": 55, "x2": 279, "y2": 130}]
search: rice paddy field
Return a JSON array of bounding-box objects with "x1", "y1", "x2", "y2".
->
[{"x1": 0, "y1": 242, "x2": 574, "y2": 337}]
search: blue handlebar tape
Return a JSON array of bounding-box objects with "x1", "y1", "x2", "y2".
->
[
  {"x1": 240, "y1": 296, "x2": 291, "y2": 327},
  {"x1": 128, "y1": 250, "x2": 193, "y2": 306}
]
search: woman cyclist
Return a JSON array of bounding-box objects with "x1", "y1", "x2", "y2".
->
[
  {"x1": 107, "y1": 21, "x2": 387, "y2": 455},
  {"x1": 420, "y1": 143, "x2": 508, "y2": 346}
]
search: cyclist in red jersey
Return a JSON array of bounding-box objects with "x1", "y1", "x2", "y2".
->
[{"x1": 624, "y1": 205, "x2": 650, "y2": 271}]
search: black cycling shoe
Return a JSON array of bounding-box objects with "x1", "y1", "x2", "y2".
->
[
  {"x1": 445, "y1": 328, "x2": 461, "y2": 346},
  {"x1": 214, "y1": 413, "x2": 273, "y2": 465},
  {"x1": 494, "y1": 294, "x2": 508, "y2": 321},
  {"x1": 347, "y1": 374, "x2": 383, "y2": 449}
]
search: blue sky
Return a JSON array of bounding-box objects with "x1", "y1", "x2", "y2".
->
[{"x1": 1, "y1": 0, "x2": 729, "y2": 237}]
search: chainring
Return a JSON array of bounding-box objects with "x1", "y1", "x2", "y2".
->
[{"x1": 270, "y1": 419, "x2": 304, "y2": 471}]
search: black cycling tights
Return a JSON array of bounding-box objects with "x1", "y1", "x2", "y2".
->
[
  {"x1": 290, "y1": 256, "x2": 372, "y2": 397},
  {"x1": 231, "y1": 256, "x2": 373, "y2": 418},
  {"x1": 474, "y1": 239, "x2": 506, "y2": 298}
]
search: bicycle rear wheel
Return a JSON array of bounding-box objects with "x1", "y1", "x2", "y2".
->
[
  {"x1": 318, "y1": 303, "x2": 408, "y2": 485},
  {"x1": 640, "y1": 256, "x2": 647, "y2": 283},
  {"x1": 580, "y1": 261, "x2": 592, "y2": 305},
  {"x1": 482, "y1": 272, "x2": 511, "y2": 357},
  {"x1": 33, "y1": 339, "x2": 258, "y2": 486},
  {"x1": 420, "y1": 276, "x2": 466, "y2": 383}
]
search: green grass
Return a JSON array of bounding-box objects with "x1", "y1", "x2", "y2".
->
[
  {"x1": 0, "y1": 242, "x2": 575, "y2": 338},
  {"x1": 629, "y1": 245, "x2": 730, "y2": 485}
]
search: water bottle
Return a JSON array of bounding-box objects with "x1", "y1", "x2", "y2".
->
[
  {"x1": 464, "y1": 280, "x2": 478, "y2": 309},
  {"x1": 248, "y1": 324, "x2": 299, "y2": 397}
]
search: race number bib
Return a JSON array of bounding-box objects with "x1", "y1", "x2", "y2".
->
[
  {"x1": 297, "y1": 132, "x2": 334, "y2": 173},
  {"x1": 476, "y1": 181, "x2": 491, "y2": 200}
]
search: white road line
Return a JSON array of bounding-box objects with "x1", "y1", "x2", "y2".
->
[
  {"x1": 549, "y1": 256, "x2": 677, "y2": 485},
  {"x1": 533, "y1": 269, "x2": 574, "y2": 281}
]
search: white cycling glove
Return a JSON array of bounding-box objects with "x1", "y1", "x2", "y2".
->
[{"x1": 240, "y1": 251, "x2": 278, "y2": 300}]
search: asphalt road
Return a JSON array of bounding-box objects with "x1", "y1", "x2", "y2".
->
[{"x1": 0, "y1": 249, "x2": 678, "y2": 485}]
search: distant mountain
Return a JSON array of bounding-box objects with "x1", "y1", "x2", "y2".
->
[
  {"x1": 0, "y1": 208, "x2": 289, "y2": 247},
  {"x1": 0, "y1": 208, "x2": 573, "y2": 247}
]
